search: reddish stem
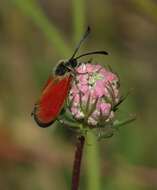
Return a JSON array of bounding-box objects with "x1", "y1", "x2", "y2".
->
[{"x1": 71, "y1": 136, "x2": 85, "y2": 190}]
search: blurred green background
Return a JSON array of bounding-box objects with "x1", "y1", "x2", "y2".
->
[{"x1": 0, "y1": 0, "x2": 157, "y2": 190}]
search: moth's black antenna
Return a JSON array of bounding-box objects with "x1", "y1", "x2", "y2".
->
[
  {"x1": 69, "y1": 26, "x2": 91, "y2": 60},
  {"x1": 75, "y1": 50, "x2": 109, "y2": 60}
]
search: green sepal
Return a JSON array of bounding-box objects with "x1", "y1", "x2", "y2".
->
[{"x1": 112, "y1": 116, "x2": 136, "y2": 129}]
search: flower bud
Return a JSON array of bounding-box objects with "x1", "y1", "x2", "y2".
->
[{"x1": 68, "y1": 63, "x2": 120, "y2": 126}]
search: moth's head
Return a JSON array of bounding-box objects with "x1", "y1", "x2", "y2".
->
[
  {"x1": 55, "y1": 59, "x2": 78, "y2": 76},
  {"x1": 66, "y1": 58, "x2": 78, "y2": 69}
]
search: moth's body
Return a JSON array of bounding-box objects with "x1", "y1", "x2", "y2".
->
[{"x1": 32, "y1": 27, "x2": 108, "y2": 127}]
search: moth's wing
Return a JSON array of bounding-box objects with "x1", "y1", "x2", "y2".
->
[{"x1": 32, "y1": 75, "x2": 72, "y2": 127}]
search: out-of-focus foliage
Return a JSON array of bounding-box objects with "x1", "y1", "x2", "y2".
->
[{"x1": 0, "y1": 0, "x2": 157, "y2": 190}]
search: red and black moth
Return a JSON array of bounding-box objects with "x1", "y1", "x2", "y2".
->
[{"x1": 32, "y1": 27, "x2": 108, "y2": 127}]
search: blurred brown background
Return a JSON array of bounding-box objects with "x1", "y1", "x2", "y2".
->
[{"x1": 0, "y1": 0, "x2": 157, "y2": 190}]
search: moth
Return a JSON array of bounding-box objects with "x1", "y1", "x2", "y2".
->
[{"x1": 32, "y1": 27, "x2": 108, "y2": 127}]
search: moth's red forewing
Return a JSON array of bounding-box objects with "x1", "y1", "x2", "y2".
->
[{"x1": 32, "y1": 75, "x2": 72, "y2": 127}]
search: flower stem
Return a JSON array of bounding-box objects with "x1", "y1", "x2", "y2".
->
[
  {"x1": 71, "y1": 136, "x2": 85, "y2": 190},
  {"x1": 86, "y1": 132, "x2": 101, "y2": 190}
]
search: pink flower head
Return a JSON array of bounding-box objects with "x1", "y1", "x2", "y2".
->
[{"x1": 68, "y1": 63, "x2": 120, "y2": 126}]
